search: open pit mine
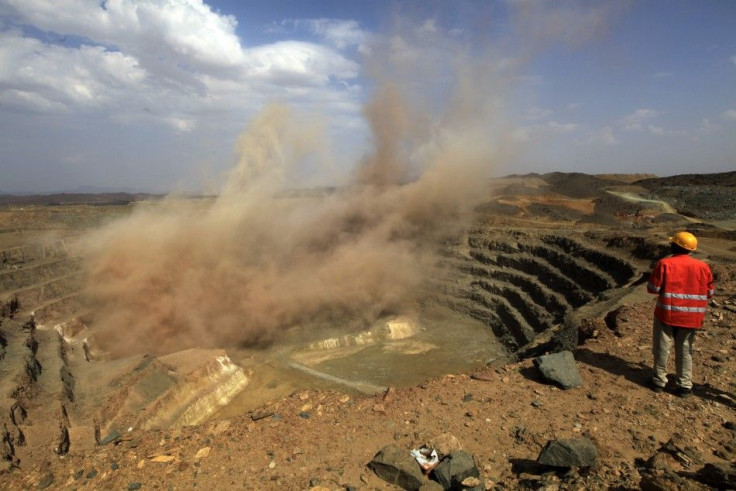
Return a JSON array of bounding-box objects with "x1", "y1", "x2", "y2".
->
[{"x1": 1, "y1": 171, "x2": 735, "y2": 487}]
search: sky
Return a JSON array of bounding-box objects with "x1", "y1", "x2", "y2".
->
[{"x1": 0, "y1": 0, "x2": 734, "y2": 194}]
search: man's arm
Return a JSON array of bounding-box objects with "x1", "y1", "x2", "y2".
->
[{"x1": 647, "y1": 261, "x2": 663, "y2": 295}]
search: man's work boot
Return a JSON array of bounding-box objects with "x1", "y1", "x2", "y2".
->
[
  {"x1": 675, "y1": 387, "x2": 693, "y2": 399},
  {"x1": 648, "y1": 381, "x2": 665, "y2": 393}
]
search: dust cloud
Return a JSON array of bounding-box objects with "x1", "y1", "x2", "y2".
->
[{"x1": 82, "y1": 5, "x2": 614, "y2": 357}]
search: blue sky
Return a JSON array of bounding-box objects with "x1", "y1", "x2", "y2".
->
[{"x1": 0, "y1": 0, "x2": 734, "y2": 193}]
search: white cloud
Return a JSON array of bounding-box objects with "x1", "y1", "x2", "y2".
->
[
  {"x1": 0, "y1": 2, "x2": 362, "y2": 123},
  {"x1": 418, "y1": 19, "x2": 438, "y2": 33},
  {"x1": 0, "y1": 31, "x2": 146, "y2": 111},
  {"x1": 244, "y1": 41, "x2": 359, "y2": 85},
  {"x1": 646, "y1": 125, "x2": 669, "y2": 136},
  {"x1": 644, "y1": 119, "x2": 720, "y2": 139},
  {"x1": 524, "y1": 106, "x2": 552, "y2": 121},
  {"x1": 581, "y1": 126, "x2": 617, "y2": 146},
  {"x1": 547, "y1": 121, "x2": 578, "y2": 133},
  {"x1": 696, "y1": 118, "x2": 720, "y2": 136},
  {"x1": 514, "y1": 120, "x2": 578, "y2": 142},
  {"x1": 620, "y1": 108, "x2": 659, "y2": 131},
  {"x1": 731, "y1": 55, "x2": 736, "y2": 65},
  {"x1": 281, "y1": 18, "x2": 368, "y2": 50},
  {"x1": 2, "y1": 0, "x2": 244, "y2": 73},
  {"x1": 724, "y1": 109, "x2": 736, "y2": 121}
]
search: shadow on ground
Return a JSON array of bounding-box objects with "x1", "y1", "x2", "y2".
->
[{"x1": 574, "y1": 347, "x2": 736, "y2": 408}]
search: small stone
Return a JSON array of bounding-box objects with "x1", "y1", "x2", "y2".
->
[
  {"x1": 462, "y1": 476, "x2": 481, "y2": 487},
  {"x1": 86, "y1": 469, "x2": 98, "y2": 479},
  {"x1": 299, "y1": 411, "x2": 310, "y2": 419},
  {"x1": 74, "y1": 469, "x2": 84, "y2": 480},
  {"x1": 502, "y1": 377, "x2": 510, "y2": 384},
  {"x1": 151, "y1": 455, "x2": 176, "y2": 463},
  {"x1": 128, "y1": 483, "x2": 142, "y2": 490},
  {"x1": 532, "y1": 400, "x2": 543, "y2": 408},
  {"x1": 193, "y1": 447, "x2": 210, "y2": 460},
  {"x1": 99, "y1": 430, "x2": 122, "y2": 446},
  {"x1": 37, "y1": 474, "x2": 54, "y2": 489},
  {"x1": 470, "y1": 372, "x2": 494, "y2": 381},
  {"x1": 463, "y1": 394, "x2": 473, "y2": 402},
  {"x1": 211, "y1": 420, "x2": 230, "y2": 435},
  {"x1": 383, "y1": 386, "x2": 396, "y2": 402},
  {"x1": 372, "y1": 404, "x2": 386, "y2": 413},
  {"x1": 111, "y1": 462, "x2": 119, "y2": 470},
  {"x1": 251, "y1": 408, "x2": 275, "y2": 421}
]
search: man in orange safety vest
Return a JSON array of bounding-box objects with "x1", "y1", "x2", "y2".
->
[{"x1": 647, "y1": 231, "x2": 714, "y2": 398}]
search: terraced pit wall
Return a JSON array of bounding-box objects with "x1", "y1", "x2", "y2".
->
[{"x1": 438, "y1": 228, "x2": 642, "y2": 355}]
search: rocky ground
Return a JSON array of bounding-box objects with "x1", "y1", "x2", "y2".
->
[
  {"x1": 3, "y1": 266, "x2": 736, "y2": 490},
  {"x1": 2, "y1": 173, "x2": 736, "y2": 490}
]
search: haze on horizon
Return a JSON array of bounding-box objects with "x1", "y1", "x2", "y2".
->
[{"x1": 0, "y1": 0, "x2": 735, "y2": 194}]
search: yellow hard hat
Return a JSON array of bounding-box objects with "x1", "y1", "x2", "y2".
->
[{"x1": 669, "y1": 231, "x2": 697, "y2": 251}]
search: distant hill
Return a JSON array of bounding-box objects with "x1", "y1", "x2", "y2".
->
[
  {"x1": 635, "y1": 170, "x2": 736, "y2": 187},
  {"x1": 0, "y1": 193, "x2": 165, "y2": 206},
  {"x1": 538, "y1": 172, "x2": 624, "y2": 198}
]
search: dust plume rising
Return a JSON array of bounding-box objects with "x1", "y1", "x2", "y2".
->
[{"x1": 82, "y1": 6, "x2": 606, "y2": 357}]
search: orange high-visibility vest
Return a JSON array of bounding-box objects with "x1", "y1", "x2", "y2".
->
[{"x1": 647, "y1": 253, "x2": 714, "y2": 328}]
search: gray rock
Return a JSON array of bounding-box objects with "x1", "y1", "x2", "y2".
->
[
  {"x1": 537, "y1": 438, "x2": 597, "y2": 468},
  {"x1": 432, "y1": 450, "x2": 483, "y2": 490},
  {"x1": 37, "y1": 473, "x2": 54, "y2": 489},
  {"x1": 694, "y1": 462, "x2": 736, "y2": 488},
  {"x1": 369, "y1": 444, "x2": 426, "y2": 490},
  {"x1": 646, "y1": 452, "x2": 676, "y2": 471},
  {"x1": 99, "y1": 430, "x2": 122, "y2": 446},
  {"x1": 534, "y1": 351, "x2": 583, "y2": 389}
]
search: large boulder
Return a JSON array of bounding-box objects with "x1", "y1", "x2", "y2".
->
[
  {"x1": 369, "y1": 444, "x2": 426, "y2": 490},
  {"x1": 694, "y1": 462, "x2": 736, "y2": 489},
  {"x1": 533, "y1": 350, "x2": 583, "y2": 389},
  {"x1": 432, "y1": 450, "x2": 483, "y2": 490},
  {"x1": 537, "y1": 437, "x2": 597, "y2": 468}
]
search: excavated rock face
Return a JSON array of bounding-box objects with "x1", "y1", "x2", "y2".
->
[
  {"x1": 438, "y1": 228, "x2": 641, "y2": 354},
  {"x1": 0, "y1": 236, "x2": 249, "y2": 466}
]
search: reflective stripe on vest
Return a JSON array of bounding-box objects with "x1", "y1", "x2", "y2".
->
[
  {"x1": 656, "y1": 302, "x2": 707, "y2": 313},
  {"x1": 660, "y1": 292, "x2": 708, "y2": 300}
]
